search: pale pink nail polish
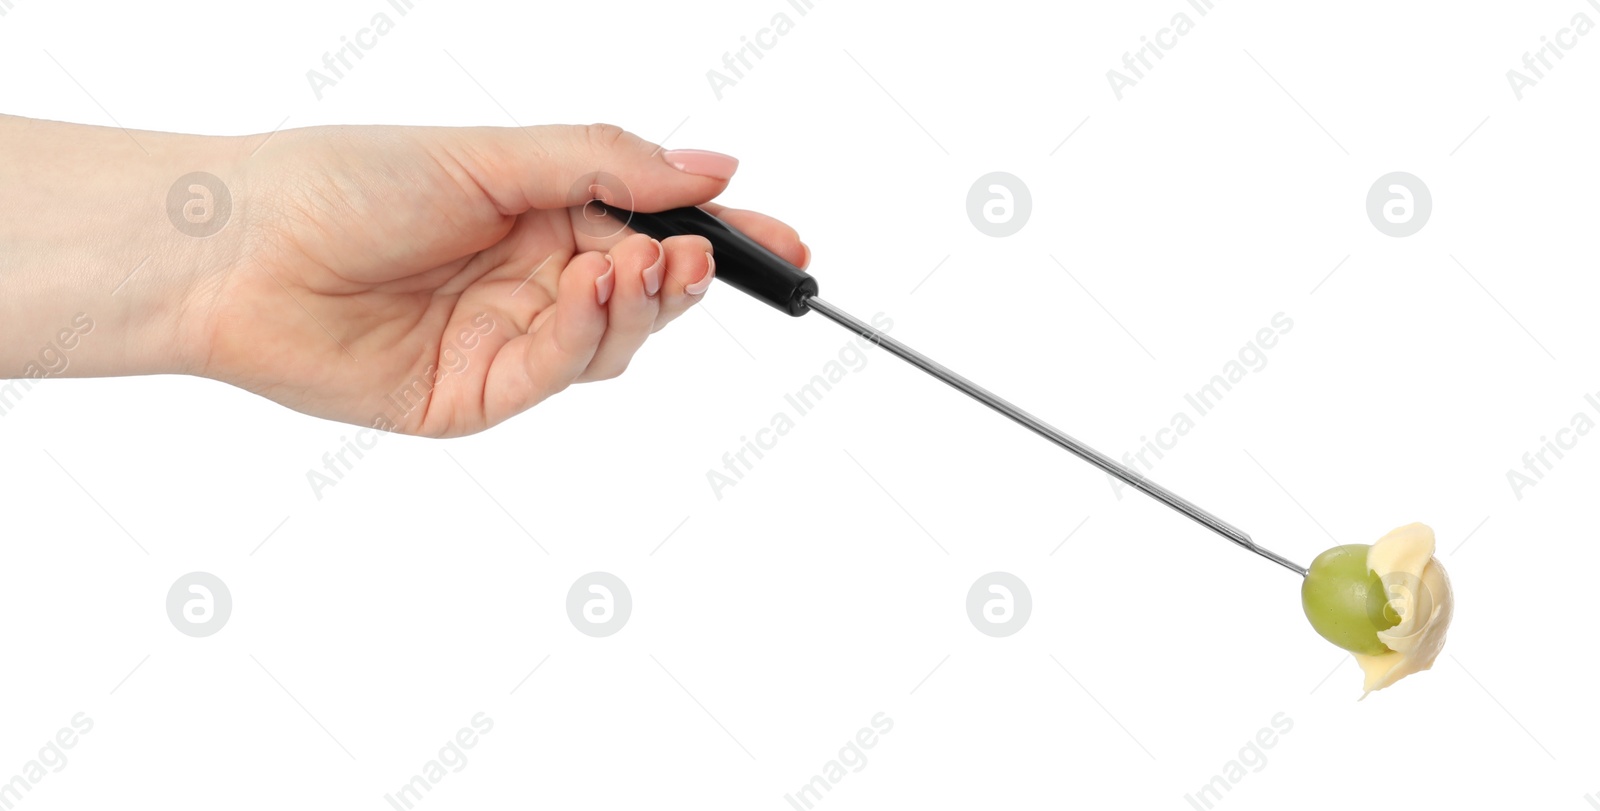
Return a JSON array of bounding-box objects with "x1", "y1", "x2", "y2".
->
[
  {"x1": 685, "y1": 252, "x2": 715, "y2": 296},
  {"x1": 596, "y1": 256, "x2": 616, "y2": 305},
  {"x1": 642, "y1": 238, "x2": 664, "y2": 296},
  {"x1": 661, "y1": 149, "x2": 739, "y2": 180}
]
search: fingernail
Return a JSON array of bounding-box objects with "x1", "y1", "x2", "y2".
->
[
  {"x1": 685, "y1": 252, "x2": 715, "y2": 296},
  {"x1": 661, "y1": 149, "x2": 739, "y2": 180},
  {"x1": 642, "y1": 238, "x2": 664, "y2": 296},
  {"x1": 596, "y1": 256, "x2": 615, "y2": 305},
  {"x1": 799, "y1": 242, "x2": 812, "y2": 269}
]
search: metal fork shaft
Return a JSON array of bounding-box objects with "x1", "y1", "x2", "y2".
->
[{"x1": 804, "y1": 296, "x2": 1308, "y2": 577}]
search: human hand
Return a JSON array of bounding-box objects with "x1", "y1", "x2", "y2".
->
[
  {"x1": 0, "y1": 117, "x2": 808, "y2": 437},
  {"x1": 200, "y1": 122, "x2": 810, "y2": 436}
]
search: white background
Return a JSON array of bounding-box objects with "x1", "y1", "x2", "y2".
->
[{"x1": 2, "y1": 0, "x2": 1597, "y2": 808}]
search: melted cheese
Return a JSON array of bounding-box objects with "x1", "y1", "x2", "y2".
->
[{"x1": 1350, "y1": 523, "x2": 1454, "y2": 695}]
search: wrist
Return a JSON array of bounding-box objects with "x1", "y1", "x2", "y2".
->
[{"x1": 0, "y1": 114, "x2": 248, "y2": 379}]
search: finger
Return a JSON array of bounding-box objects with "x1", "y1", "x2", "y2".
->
[
  {"x1": 653, "y1": 235, "x2": 715, "y2": 333},
  {"x1": 570, "y1": 202, "x2": 810, "y2": 274},
  {"x1": 698, "y1": 204, "x2": 810, "y2": 269},
  {"x1": 578, "y1": 234, "x2": 664, "y2": 382},
  {"x1": 483, "y1": 251, "x2": 612, "y2": 423},
  {"x1": 434, "y1": 124, "x2": 739, "y2": 215}
]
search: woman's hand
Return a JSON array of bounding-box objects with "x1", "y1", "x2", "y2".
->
[{"x1": 0, "y1": 117, "x2": 807, "y2": 436}]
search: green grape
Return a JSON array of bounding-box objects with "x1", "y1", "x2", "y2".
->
[{"x1": 1301, "y1": 544, "x2": 1399, "y2": 656}]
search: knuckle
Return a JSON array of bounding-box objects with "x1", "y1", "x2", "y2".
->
[{"x1": 582, "y1": 122, "x2": 630, "y2": 151}]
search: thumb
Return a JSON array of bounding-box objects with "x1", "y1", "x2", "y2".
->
[{"x1": 441, "y1": 123, "x2": 739, "y2": 215}]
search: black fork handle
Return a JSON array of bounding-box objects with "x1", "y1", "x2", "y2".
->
[{"x1": 595, "y1": 203, "x2": 817, "y2": 317}]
